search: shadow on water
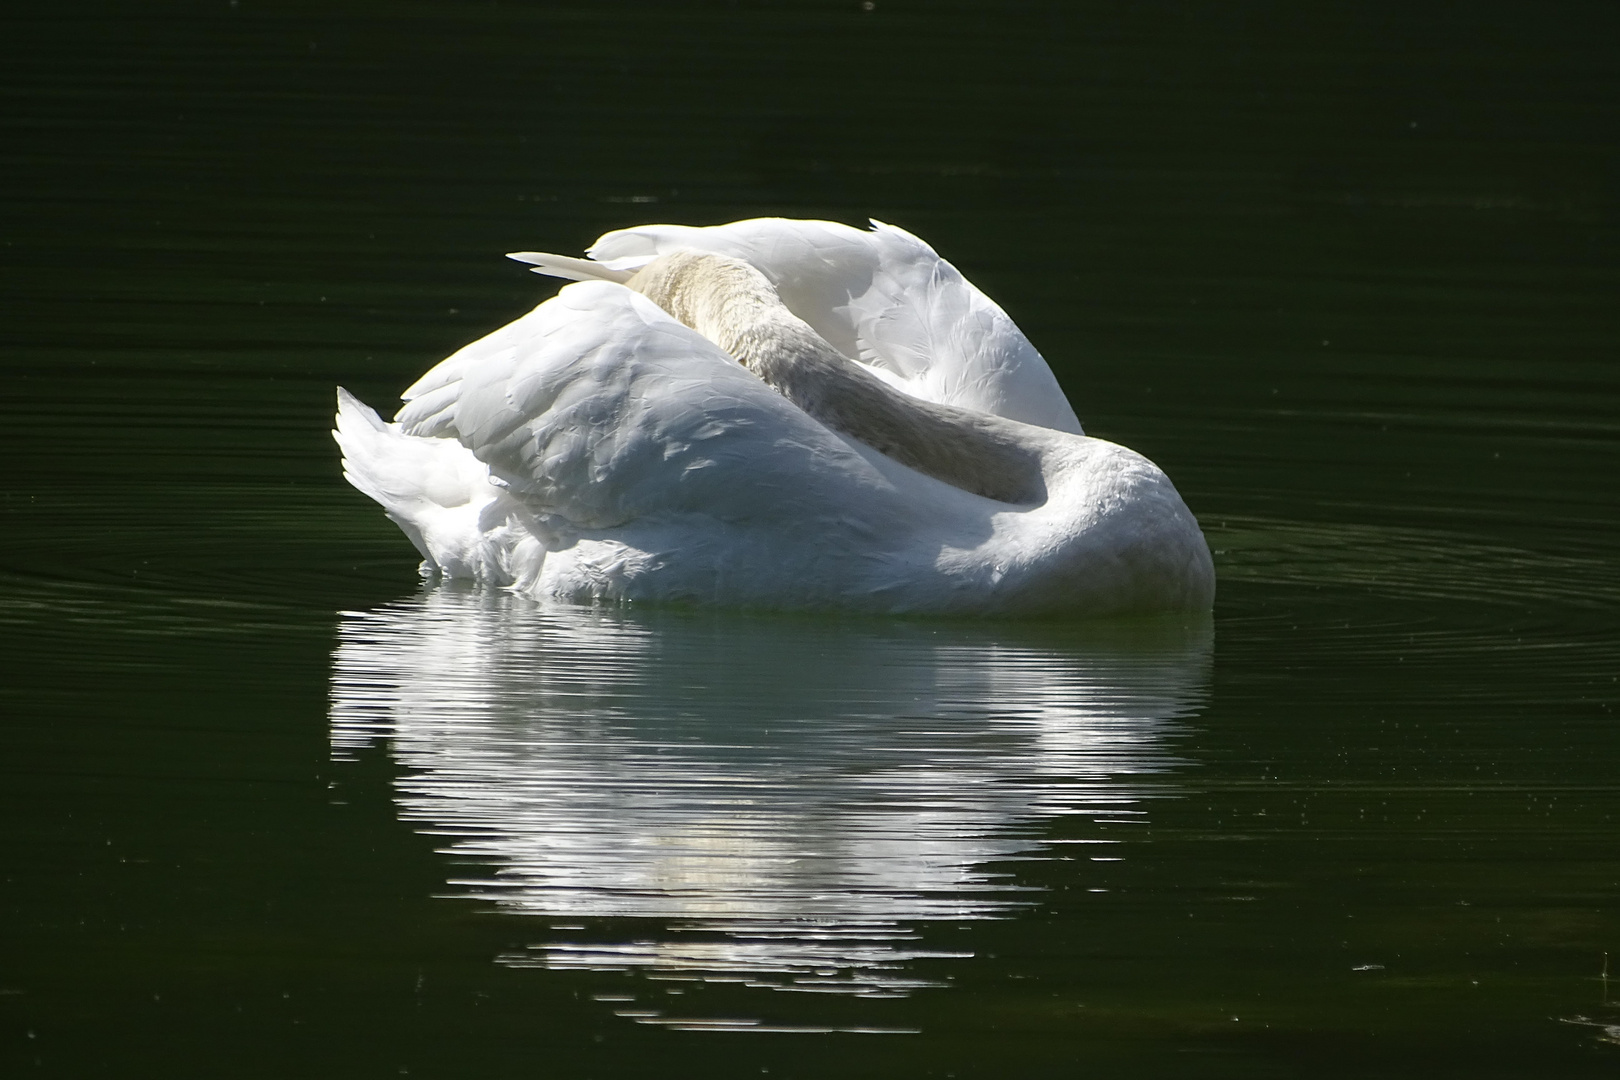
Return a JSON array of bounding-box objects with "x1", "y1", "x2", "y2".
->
[{"x1": 329, "y1": 588, "x2": 1211, "y2": 1029}]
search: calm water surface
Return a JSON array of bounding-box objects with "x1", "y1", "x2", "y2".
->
[{"x1": 2, "y1": 2, "x2": 1618, "y2": 1076}]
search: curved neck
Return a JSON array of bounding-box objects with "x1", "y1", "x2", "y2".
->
[{"x1": 629, "y1": 252, "x2": 1048, "y2": 504}]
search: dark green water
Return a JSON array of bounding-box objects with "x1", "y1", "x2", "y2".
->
[{"x1": 3, "y1": 2, "x2": 1618, "y2": 1076}]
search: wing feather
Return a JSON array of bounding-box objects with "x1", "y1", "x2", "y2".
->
[
  {"x1": 584, "y1": 218, "x2": 1083, "y2": 434},
  {"x1": 395, "y1": 280, "x2": 895, "y2": 533}
]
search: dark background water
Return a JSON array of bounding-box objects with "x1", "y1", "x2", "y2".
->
[{"x1": 2, "y1": 1, "x2": 1618, "y2": 1076}]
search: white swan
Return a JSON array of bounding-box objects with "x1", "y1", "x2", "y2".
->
[{"x1": 333, "y1": 218, "x2": 1214, "y2": 615}]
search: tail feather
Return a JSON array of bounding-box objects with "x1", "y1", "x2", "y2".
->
[
  {"x1": 333, "y1": 387, "x2": 505, "y2": 574},
  {"x1": 506, "y1": 251, "x2": 634, "y2": 284}
]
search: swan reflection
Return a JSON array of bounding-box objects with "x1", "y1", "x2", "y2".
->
[{"x1": 329, "y1": 588, "x2": 1210, "y2": 998}]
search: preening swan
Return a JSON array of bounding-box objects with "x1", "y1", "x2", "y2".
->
[{"x1": 334, "y1": 218, "x2": 1214, "y2": 615}]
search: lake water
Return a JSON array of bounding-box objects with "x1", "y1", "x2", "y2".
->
[{"x1": 3, "y1": 2, "x2": 1617, "y2": 1076}]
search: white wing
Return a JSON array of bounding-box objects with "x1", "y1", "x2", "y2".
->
[
  {"x1": 585, "y1": 218, "x2": 1083, "y2": 435},
  {"x1": 394, "y1": 280, "x2": 903, "y2": 535}
]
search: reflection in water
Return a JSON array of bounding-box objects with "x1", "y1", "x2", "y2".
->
[{"x1": 330, "y1": 588, "x2": 1211, "y2": 1005}]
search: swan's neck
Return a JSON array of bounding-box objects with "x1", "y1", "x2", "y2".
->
[{"x1": 628, "y1": 252, "x2": 1049, "y2": 504}]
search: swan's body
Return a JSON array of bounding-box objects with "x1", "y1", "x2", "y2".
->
[{"x1": 334, "y1": 218, "x2": 1213, "y2": 615}]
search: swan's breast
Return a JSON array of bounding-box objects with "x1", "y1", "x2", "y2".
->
[{"x1": 1005, "y1": 439, "x2": 1216, "y2": 614}]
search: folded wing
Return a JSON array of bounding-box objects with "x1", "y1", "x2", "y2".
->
[
  {"x1": 394, "y1": 281, "x2": 897, "y2": 533},
  {"x1": 585, "y1": 217, "x2": 1083, "y2": 435}
]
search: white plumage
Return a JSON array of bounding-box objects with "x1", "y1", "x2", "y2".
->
[{"x1": 334, "y1": 218, "x2": 1214, "y2": 615}]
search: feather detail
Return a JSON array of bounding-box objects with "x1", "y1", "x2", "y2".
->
[{"x1": 506, "y1": 251, "x2": 634, "y2": 284}]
